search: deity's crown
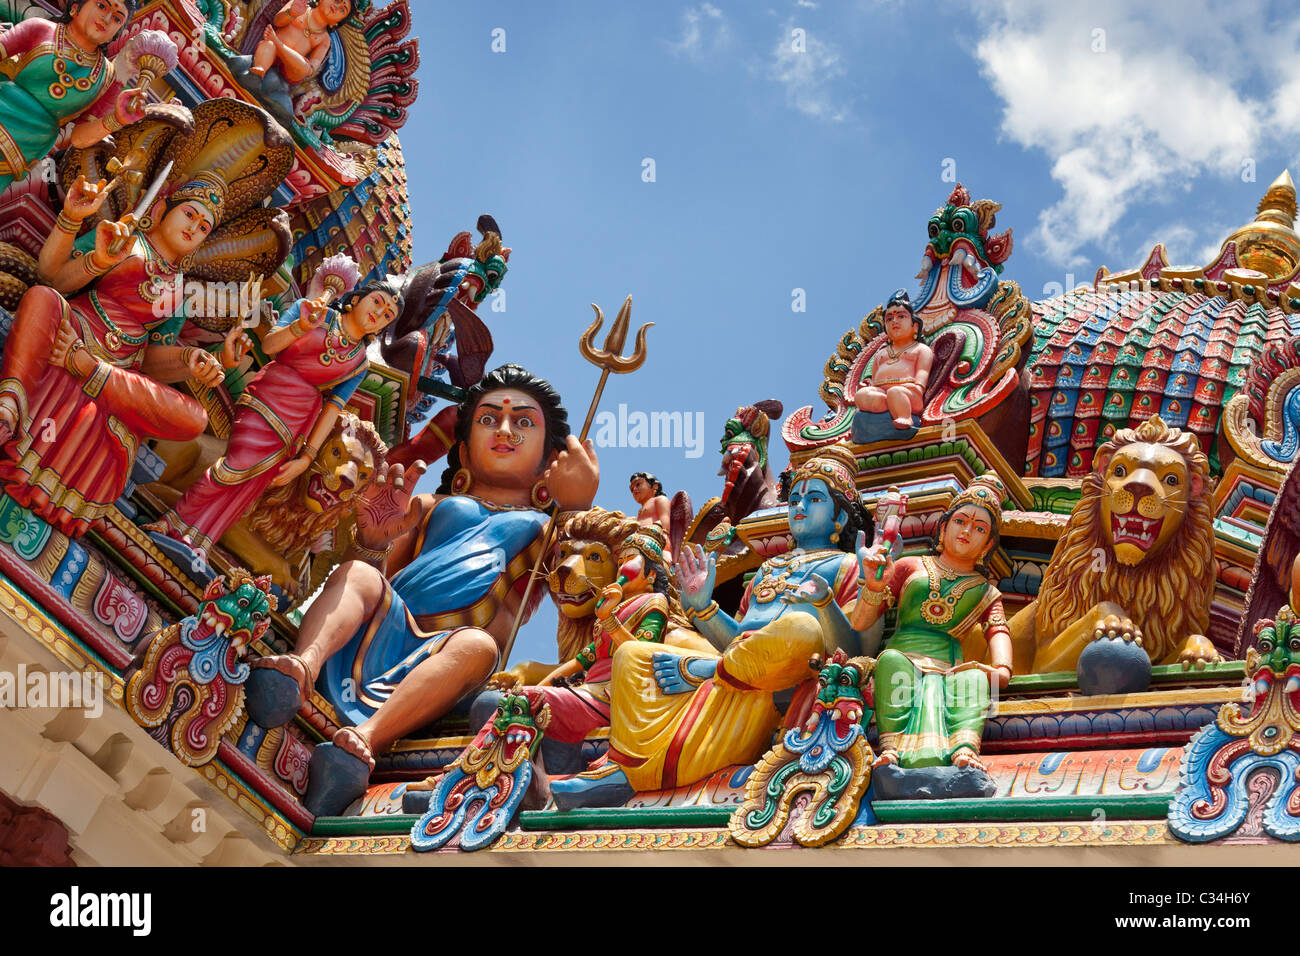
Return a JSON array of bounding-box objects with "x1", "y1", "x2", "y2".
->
[
  {"x1": 169, "y1": 171, "x2": 228, "y2": 227},
  {"x1": 790, "y1": 444, "x2": 859, "y2": 502},
  {"x1": 947, "y1": 472, "x2": 1006, "y2": 522},
  {"x1": 621, "y1": 523, "x2": 668, "y2": 566}
]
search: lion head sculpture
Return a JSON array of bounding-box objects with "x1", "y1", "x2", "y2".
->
[
  {"x1": 246, "y1": 413, "x2": 387, "y2": 576},
  {"x1": 547, "y1": 508, "x2": 696, "y2": 661},
  {"x1": 548, "y1": 508, "x2": 641, "y2": 661},
  {"x1": 1034, "y1": 416, "x2": 1216, "y2": 664}
]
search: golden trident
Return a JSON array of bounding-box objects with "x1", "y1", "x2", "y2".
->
[
  {"x1": 576, "y1": 295, "x2": 653, "y2": 435},
  {"x1": 500, "y1": 294, "x2": 653, "y2": 666}
]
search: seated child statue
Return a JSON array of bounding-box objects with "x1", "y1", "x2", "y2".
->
[
  {"x1": 249, "y1": 0, "x2": 353, "y2": 85},
  {"x1": 853, "y1": 288, "x2": 934, "y2": 430}
]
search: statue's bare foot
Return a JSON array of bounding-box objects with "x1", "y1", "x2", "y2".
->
[
  {"x1": 872, "y1": 748, "x2": 899, "y2": 769},
  {"x1": 333, "y1": 726, "x2": 375, "y2": 771},
  {"x1": 951, "y1": 747, "x2": 987, "y2": 772},
  {"x1": 251, "y1": 652, "x2": 312, "y2": 702},
  {"x1": 140, "y1": 514, "x2": 195, "y2": 548},
  {"x1": 0, "y1": 396, "x2": 21, "y2": 445},
  {"x1": 893, "y1": 415, "x2": 914, "y2": 428}
]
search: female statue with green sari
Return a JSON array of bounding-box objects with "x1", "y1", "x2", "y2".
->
[{"x1": 853, "y1": 472, "x2": 1013, "y2": 771}]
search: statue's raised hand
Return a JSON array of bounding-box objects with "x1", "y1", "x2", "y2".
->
[
  {"x1": 185, "y1": 347, "x2": 225, "y2": 388},
  {"x1": 675, "y1": 543, "x2": 716, "y2": 612},
  {"x1": 542, "y1": 435, "x2": 599, "y2": 510},
  {"x1": 856, "y1": 529, "x2": 892, "y2": 591},
  {"x1": 289, "y1": 0, "x2": 309, "y2": 17},
  {"x1": 355, "y1": 459, "x2": 427, "y2": 548},
  {"x1": 63, "y1": 176, "x2": 110, "y2": 224},
  {"x1": 92, "y1": 217, "x2": 138, "y2": 270},
  {"x1": 293, "y1": 297, "x2": 331, "y2": 337},
  {"x1": 594, "y1": 583, "x2": 622, "y2": 622},
  {"x1": 115, "y1": 85, "x2": 148, "y2": 126},
  {"x1": 221, "y1": 325, "x2": 253, "y2": 369}
]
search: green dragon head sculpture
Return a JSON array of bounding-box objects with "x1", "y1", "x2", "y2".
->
[
  {"x1": 455, "y1": 682, "x2": 551, "y2": 789},
  {"x1": 803, "y1": 649, "x2": 874, "y2": 738},
  {"x1": 926, "y1": 184, "x2": 1013, "y2": 274},
  {"x1": 196, "y1": 568, "x2": 277, "y2": 653},
  {"x1": 1248, "y1": 607, "x2": 1300, "y2": 684}
]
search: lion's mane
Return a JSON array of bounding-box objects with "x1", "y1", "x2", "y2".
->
[
  {"x1": 552, "y1": 508, "x2": 691, "y2": 661},
  {"x1": 1034, "y1": 418, "x2": 1216, "y2": 664},
  {"x1": 246, "y1": 417, "x2": 387, "y2": 558}
]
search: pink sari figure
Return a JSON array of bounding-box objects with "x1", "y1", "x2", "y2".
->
[{"x1": 149, "y1": 285, "x2": 401, "y2": 552}]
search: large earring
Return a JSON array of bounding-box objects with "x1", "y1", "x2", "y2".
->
[
  {"x1": 531, "y1": 480, "x2": 552, "y2": 509},
  {"x1": 450, "y1": 467, "x2": 472, "y2": 495},
  {"x1": 831, "y1": 520, "x2": 843, "y2": 544}
]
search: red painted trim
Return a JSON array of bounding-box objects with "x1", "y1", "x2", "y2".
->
[
  {"x1": 662, "y1": 678, "x2": 713, "y2": 791},
  {"x1": 606, "y1": 747, "x2": 646, "y2": 768},
  {"x1": 981, "y1": 728, "x2": 1198, "y2": 754},
  {"x1": 715, "y1": 660, "x2": 758, "y2": 691},
  {"x1": 216, "y1": 740, "x2": 314, "y2": 832},
  {"x1": 0, "y1": 542, "x2": 132, "y2": 669}
]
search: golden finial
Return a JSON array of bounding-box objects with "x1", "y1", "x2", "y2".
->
[{"x1": 1220, "y1": 169, "x2": 1300, "y2": 279}]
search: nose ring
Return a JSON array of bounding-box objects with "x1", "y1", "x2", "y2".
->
[{"x1": 508, "y1": 432, "x2": 525, "y2": 446}]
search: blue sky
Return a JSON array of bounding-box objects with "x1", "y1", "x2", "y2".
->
[{"x1": 396, "y1": 0, "x2": 1300, "y2": 665}]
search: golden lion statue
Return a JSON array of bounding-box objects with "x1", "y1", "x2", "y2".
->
[
  {"x1": 145, "y1": 413, "x2": 386, "y2": 598},
  {"x1": 491, "y1": 507, "x2": 712, "y2": 686},
  {"x1": 1010, "y1": 416, "x2": 1221, "y2": 673}
]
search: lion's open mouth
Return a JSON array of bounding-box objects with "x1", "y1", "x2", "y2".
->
[
  {"x1": 306, "y1": 474, "x2": 339, "y2": 510},
  {"x1": 552, "y1": 588, "x2": 596, "y2": 606},
  {"x1": 1111, "y1": 512, "x2": 1164, "y2": 549}
]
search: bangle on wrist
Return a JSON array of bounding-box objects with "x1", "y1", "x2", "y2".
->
[
  {"x1": 351, "y1": 537, "x2": 393, "y2": 563},
  {"x1": 81, "y1": 358, "x2": 111, "y2": 396},
  {"x1": 811, "y1": 590, "x2": 835, "y2": 608},
  {"x1": 689, "y1": 600, "x2": 720, "y2": 622},
  {"x1": 861, "y1": 586, "x2": 893, "y2": 608},
  {"x1": 55, "y1": 211, "x2": 81, "y2": 235},
  {"x1": 63, "y1": 340, "x2": 86, "y2": 376},
  {"x1": 103, "y1": 112, "x2": 123, "y2": 133},
  {"x1": 83, "y1": 252, "x2": 111, "y2": 277}
]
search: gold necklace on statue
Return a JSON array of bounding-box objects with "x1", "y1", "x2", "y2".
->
[
  {"x1": 752, "y1": 549, "x2": 839, "y2": 604},
  {"x1": 919, "y1": 555, "x2": 984, "y2": 625},
  {"x1": 884, "y1": 340, "x2": 916, "y2": 362}
]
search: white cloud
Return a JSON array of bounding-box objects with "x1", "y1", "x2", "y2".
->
[
  {"x1": 971, "y1": 1, "x2": 1274, "y2": 266},
  {"x1": 669, "y1": 4, "x2": 731, "y2": 61},
  {"x1": 770, "y1": 20, "x2": 848, "y2": 122}
]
